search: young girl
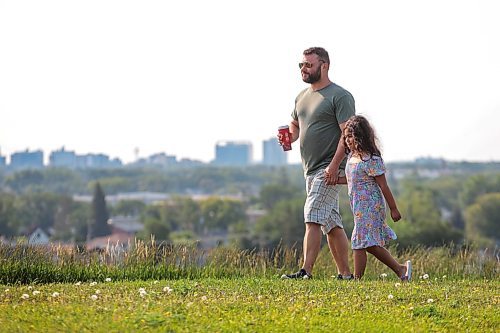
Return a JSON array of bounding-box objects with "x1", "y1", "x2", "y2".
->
[{"x1": 340, "y1": 115, "x2": 411, "y2": 281}]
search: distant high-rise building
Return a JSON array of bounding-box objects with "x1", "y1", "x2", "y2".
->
[
  {"x1": 83, "y1": 153, "x2": 122, "y2": 168},
  {"x1": 262, "y1": 138, "x2": 287, "y2": 166},
  {"x1": 10, "y1": 149, "x2": 44, "y2": 169},
  {"x1": 0, "y1": 147, "x2": 5, "y2": 168},
  {"x1": 75, "y1": 155, "x2": 88, "y2": 168},
  {"x1": 149, "y1": 153, "x2": 176, "y2": 166},
  {"x1": 48, "y1": 148, "x2": 122, "y2": 169},
  {"x1": 214, "y1": 141, "x2": 252, "y2": 166},
  {"x1": 49, "y1": 147, "x2": 77, "y2": 168}
]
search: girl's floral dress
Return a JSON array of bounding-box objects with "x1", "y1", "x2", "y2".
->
[{"x1": 345, "y1": 153, "x2": 397, "y2": 249}]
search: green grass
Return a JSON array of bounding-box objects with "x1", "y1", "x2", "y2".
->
[
  {"x1": 1, "y1": 241, "x2": 498, "y2": 284},
  {"x1": 1, "y1": 241, "x2": 498, "y2": 331},
  {"x1": 1, "y1": 277, "x2": 498, "y2": 332}
]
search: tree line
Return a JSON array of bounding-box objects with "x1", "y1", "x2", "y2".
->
[{"x1": 0, "y1": 166, "x2": 499, "y2": 249}]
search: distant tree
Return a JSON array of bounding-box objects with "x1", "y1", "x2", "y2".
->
[
  {"x1": 90, "y1": 182, "x2": 111, "y2": 238},
  {"x1": 394, "y1": 181, "x2": 462, "y2": 247},
  {"x1": 464, "y1": 192, "x2": 500, "y2": 247},
  {"x1": 0, "y1": 193, "x2": 18, "y2": 237},
  {"x1": 111, "y1": 200, "x2": 146, "y2": 217},
  {"x1": 254, "y1": 197, "x2": 304, "y2": 249},
  {"x1": 426, "y1": 176, "x2": 465, "y2": 229},
  {"x1": 259, "y1": 183, "x2": 303, "y2": 210},
  {"x1": 199, "y1": 198, "x2": 246, "y2": 233},
  {"x1": 173, "y1": 197, "x2": 201, "y2": 233},
  {"x1": 42, "y1": 168, "x2": 85, "y2": 194},
  {"x1": 94, "y1": 177, "x2": 135, "y2": 194},
  {"x1": 4, "y1": 170, "x2": 44, "y2": 193},
  {"x1": 138, "y1": 205, "x2": 170, "y2": 241},
  {"x1": 16, "y1": 192, "x2": 61, "y2": 231},
  {"x1": 51, "y1": 196, "x2": 75, "y2": 241},
  {"x1": 459, "y1": 174, "x2": 500, "y2": 207},
  {"x1": 68, "y1": 202, "x2": 91, "y2": 243}
]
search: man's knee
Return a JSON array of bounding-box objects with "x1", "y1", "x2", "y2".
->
[
  {"x1": 305, "y1": 222, "x2": 321, "y2": 230},
  {"x1": 327, "y1": 226, "x2": 345, "y2": 236}
]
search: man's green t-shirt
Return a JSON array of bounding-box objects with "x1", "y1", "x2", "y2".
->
[{"x1": 292, "y1": 82, "x2": 356, "y2": 176}]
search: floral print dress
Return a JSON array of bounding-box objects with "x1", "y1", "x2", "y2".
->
[{"x1": 345, "y1": 154, "x2": 397, "y2": 249}]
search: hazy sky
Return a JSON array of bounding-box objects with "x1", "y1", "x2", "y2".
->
[{"x1": 1, "y1": 0, "x2": 499, "y2": 165}]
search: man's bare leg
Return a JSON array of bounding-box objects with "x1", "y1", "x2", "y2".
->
[
  {"x1": 326, "y1": 227, "x2": 351, "y2": 276},
  {"x1": 302, "y1": 222, "x2": 322, "y2": 274}
]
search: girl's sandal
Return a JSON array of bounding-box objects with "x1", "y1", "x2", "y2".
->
[{"x1": 401, "y1": 260, "x2": 412, "y2": 281}]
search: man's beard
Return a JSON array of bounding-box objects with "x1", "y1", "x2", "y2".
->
[{"x1": 302, "y1": 66, "x2": 321, "y2": 84}]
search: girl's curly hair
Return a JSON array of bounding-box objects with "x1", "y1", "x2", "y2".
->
[{"x1": 343, "y1": 115, "x2": 381, "y2": 158}]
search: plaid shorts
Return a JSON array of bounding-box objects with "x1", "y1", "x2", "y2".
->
[{"x1": 304, "y1": 168, "x2": 344, "y2": 234}]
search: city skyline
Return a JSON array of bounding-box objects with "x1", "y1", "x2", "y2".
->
[
  {"x1": 0, "y1": 137, "x2": 289, "y2": 167},
  {"x1": 1, "y1": 1, "x2": 500, "y2": 165}
]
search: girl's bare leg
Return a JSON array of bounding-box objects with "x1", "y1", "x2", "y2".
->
[
  {"x1": 366, "y1": 246, "x2": 406, "y2": 278},
  {"x1": 353, "y1": 249, "x2": 367, "y2": 279}
]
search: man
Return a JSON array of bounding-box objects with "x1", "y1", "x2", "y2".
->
[{"x1": 280, "y1": 47, "x2": 355, "y2": 280}]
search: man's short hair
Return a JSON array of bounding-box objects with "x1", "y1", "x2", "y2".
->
[{"x1": 303, "y1": 47, "x2": 330, "y2": 65}]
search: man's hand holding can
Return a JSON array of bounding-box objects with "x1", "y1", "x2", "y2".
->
[{"x1": 277, "y1": 125, "x2": 292, "y2": 151}]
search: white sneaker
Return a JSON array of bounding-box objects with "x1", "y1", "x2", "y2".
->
[{"x1": 402, "y1": 260, "x2": 412, "y2": 281}]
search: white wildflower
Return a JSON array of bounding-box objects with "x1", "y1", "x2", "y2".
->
[
  {"x1": 105, "y1": 278, "x2": 112, "y2": 282},
  {"x1": 52, "y1": 292, "x2": 60, "y2": 298},
  {"x1": 75, "y1": 281, "x2": 81, "y2": 286},
  {"x1": 201, "y1": 295, "x2": 207, "y2": 301},
  {"x1": 95, "y1": 289, "x2": 101, "y2": 294},
  {"x1": 90, "y1": 294, "x2": 98, "y2": 301},
  {"x1": 90, "y1": 282, "x2": 97, "y2": 286},
  {"x1": 139, "y1": 289, "x2": 147, "y2": 297},
  {"x1": 27, "y1": 286, "x2": 33, "y2": 290},
  {"x1": 21, "y1": 294, "x2": 29, "y2": 299},
  {"x1": 163, "y1": 286, "x2": 173, "y2": 293},
  {"x1": 380, "y1": 273, "x2": 388, "y2": 279},
  {"x1": 394, "y1": 283, "x2": 401, "y2": 287},
  {"x1": 388, "y1": 294, "x2": 394, "y2": 299},
  {"x1": 427, "y1": 298, "x2": 434, "y2": 303},
  {"x1": 32, "y1": 290, "x2": 40, "y2": 296},
  {"x1": 4, "y1": 289, "x2": 9, "y2": 293},
  {"x1": 442, "y1": 275, "x2": 447, "y2": 279},
  {"x1": 423, "y1": 274, "x2": 429, "y2": 280}
]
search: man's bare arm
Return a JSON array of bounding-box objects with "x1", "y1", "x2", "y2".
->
[
  {"x1": 289, "y1": 120, "x2": 300, "y2": 143},
  {"x1": 325, "y1": 121, "x2": 348, "y2": 185}
]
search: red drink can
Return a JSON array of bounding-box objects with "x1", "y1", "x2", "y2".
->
[{"x1": 278, "y1": 125, "x2": 292, "y2": 151}]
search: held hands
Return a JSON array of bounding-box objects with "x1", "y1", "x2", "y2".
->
[
  {"x1": 324, "y1": 166, "x2": 339, "y2": 185},
  {"x1": 391, "y1": 208, "x2": 402, "y2": 222}
]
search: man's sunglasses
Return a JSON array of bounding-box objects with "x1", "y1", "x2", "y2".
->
[{"x1": 298, "y1": 61, "x2": 324, "y2": 69}]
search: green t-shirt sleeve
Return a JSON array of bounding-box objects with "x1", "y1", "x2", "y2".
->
[
  {"x1": 291, "y1": 90, "x2": 306, "y2": 121},
  {"x1": 335, "y1": 93, "x2": 356, "y2": 123}
]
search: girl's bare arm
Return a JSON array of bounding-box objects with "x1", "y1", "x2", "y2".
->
[{"x1": 375, "y1": 173, "x2": 401, "y2": 222}]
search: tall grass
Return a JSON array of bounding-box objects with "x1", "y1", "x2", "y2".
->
[{"x1": 0, "y1": 238, "x2": 498, "y2": 284}]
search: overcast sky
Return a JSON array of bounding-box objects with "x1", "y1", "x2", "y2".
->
[{"x1": 1, "y1": 0, "x2": 499, "y2": 165}]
